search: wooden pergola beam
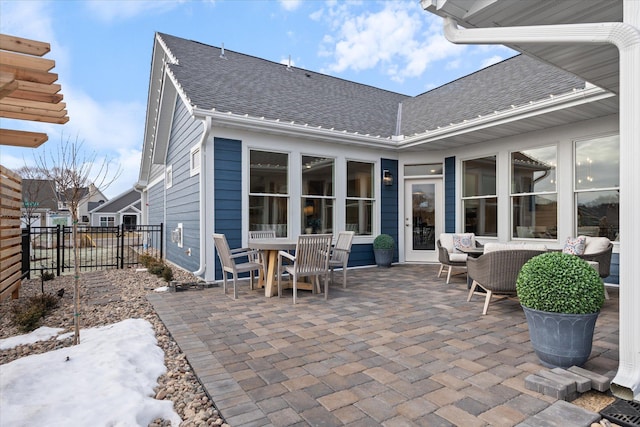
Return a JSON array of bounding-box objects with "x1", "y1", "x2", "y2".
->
[
  {"x1": 0, "y1": 103, "x2": 68, "y2": 118},
  {"x1": 0, "y1": 110, "x2": 69, "y2": 124},
  {"x1": 0, "y1": 71, "x2": 18, "y2": 98},
  {"x1": 0, "y1": 34, "x2": 50, "y2": 56},
  {"x1": 0, "y1": 97, "x2": 66, "y2": 111},
  {"x1": 0, "y1": 33, "x2": 67, "y2": 148},
  {"x1": 0, "y1": 50, "x2": 55, "y2": 72},
  {"x1": 0, "y1": 128, "x2": 48, "y2": 148},
  {"x1": 0, "y1": 64, "x2": 58, "y2": 85}
]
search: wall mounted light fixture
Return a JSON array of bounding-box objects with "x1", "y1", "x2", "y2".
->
[{"x1": 383, "y1": 169, "x2": 393, "y2": 186}]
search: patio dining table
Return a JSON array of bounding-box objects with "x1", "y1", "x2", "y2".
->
[{"x1": 247, "y1": 239, "x2": 313, "y2": 297}]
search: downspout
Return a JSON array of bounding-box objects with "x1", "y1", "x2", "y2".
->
[
  {"x1": 438, "y1": 10, "x2": 640, "y2": 402},
  {"x1": 192, "y1": 115, "x2": 212, "y2": 277}
]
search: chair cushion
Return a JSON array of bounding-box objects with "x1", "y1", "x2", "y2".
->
[
  {"x1": 439, "y1": 233, "x2": 454, "y2": 252},
  {"x1": 484, "y1": 242, "x2": 547, "y2": 253},
  {"x1": 484, "y1": 242, "x2": 522, "y2": 253},
  {"x1": 562, "y1": 236, "x2": 586, "y2": 255},
  {"x1": 449, "y1": 253, "x2": 468, "y2": 262},
  {"x1": 452, "y1": 233, "x2": 475, "y2": 253},
  {"x1": 582, "y1": 236, "x2": 610, "y2": 254}
]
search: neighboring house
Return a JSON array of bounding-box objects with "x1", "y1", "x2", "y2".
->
[
  {"x1": 21, "y1": 179, "x2": 107, "y2": 227},
  {"x1": 89, "y1": 188, "x2": 141, "y2": 229},
  {"x1": 138, "y1": 29, "x2": 622, "y2": 283},
  {"x1": 21, "y1": 179, "x2": 58, "y2": 227},
  {"x1": 138, "y1": 1, "x2": 639, "y2": 402}
]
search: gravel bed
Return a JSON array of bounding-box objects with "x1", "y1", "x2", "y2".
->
[{"x1": 0, "y1": 267, "x2": 229, "y2": 427}]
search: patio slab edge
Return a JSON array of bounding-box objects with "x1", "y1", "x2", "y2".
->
[{"x1": 147, "y1": 293, "x2": 272, "y2": 426}]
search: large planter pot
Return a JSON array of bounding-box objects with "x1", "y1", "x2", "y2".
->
[
  {"x1": 373, "y1": 248, "x2": 393, "y2": 268},
  {"x1": 522, "y1": 305, "x2": 599, "y2": 368}
]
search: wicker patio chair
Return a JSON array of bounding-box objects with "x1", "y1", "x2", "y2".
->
[
  {"x1": 437, "y1": 233, "x2": 481, "y2": 284},
  {"x1": 578, "y1": 239, "x2": 613, "y2": 279},
  {"x1": 466, "y1": 249, "x2": 546, "y2": 315}
]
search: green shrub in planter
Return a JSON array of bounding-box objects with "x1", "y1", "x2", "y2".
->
[
  {"x1": 516, "y1": 251, "x2": 605, "y2": 368},
  {"x1": 373, "y1": 234, "x2": 395, "y2": 250},
  {"x1": 516, "y1": 251, "x2": 604, "y2": 314},
  {"x1": 373, "y1": 234, "x2": 394, "y2": 267}
]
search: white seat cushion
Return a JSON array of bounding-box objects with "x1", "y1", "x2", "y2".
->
[
  {"x1": 449, "y1": 253, "x2": 468, "y2": 262},
  {"x1": 582, "y1": 236, "x2": 610, "y2": 254},
  {"x1": 484, "y1": 242, "x2": 547, "y2": 253},
  {"x1": 439, "y1": 233, "x2": 454, "y2": 252}
]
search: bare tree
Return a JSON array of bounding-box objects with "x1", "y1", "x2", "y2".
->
[
  {"x1": 15, "y1": 165, "x2": 50, "y2": 228},
  {"x1": 35, "y1": 135, "x2": 120, "y2": 344}
]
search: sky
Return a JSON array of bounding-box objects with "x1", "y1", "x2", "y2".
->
[
  {"x1": 0, "y1": 0, "x2": 515, "y2": 199},
  {"x1": 0, "y1": 316, "x2": 183, "y2": 427}
]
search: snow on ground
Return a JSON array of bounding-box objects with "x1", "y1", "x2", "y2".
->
[
  {"x1": 0, "y1": 319, "x2": 181, "y2": 427},
  {"x1": 0, "y1": 326, "x2": 65, "y2": 350}
]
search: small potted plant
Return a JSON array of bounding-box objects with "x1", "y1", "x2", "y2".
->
[
  {"x1": 516, "y1": 251, "x2": 604, "y2": 368},
  {"x1": 373, "y1": 234, "x2": 395, "y2": 268}
]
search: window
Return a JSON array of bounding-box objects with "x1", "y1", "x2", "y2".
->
[
  {"x1": 100, "y1": 216, "x2": 115, "y2": 227},
  {"x1": 346, "y1": 161, "x2": 374, "y2": 235},
  {"x1": 511, "y1": 145, "x2": 557, "y2": 239},
  {"x1": 301, "y1": 155, "x2": 334, "y2": 234},
  {"x1": 190, "y1": 145, "x2": 201, "y2": 176},
  {"x1": 166, "y1": 165, "x2": 173, "y2": 189},
  {"x1": 404, "y1": 163, "x2": 443, "y2": 176},
  {"x1": 462, "y1": 156, "x2": 497, "y2": 236},
  {"x1": 575, "y1": 135, "x2": 619, "y2": 240},
  {"x1": 249, "y1": 150, "x2": 288, "y2": 237}
]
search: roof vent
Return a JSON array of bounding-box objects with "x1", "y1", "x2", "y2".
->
[
  {"x1": 220, "y1": 43, "x2": 227, "y2": 60},
  {"x1": 287, "y1": 55, "x2": 293, "y2": 71}
]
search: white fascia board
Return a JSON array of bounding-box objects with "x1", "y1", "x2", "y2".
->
[
  {"x1": 398, "y1": 86, "x2": 615, "y2": 149},
  {"x1": 191, "y1": 107, "x2": 399, "y2": 150}
]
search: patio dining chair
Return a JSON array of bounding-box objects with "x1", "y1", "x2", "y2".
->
[
  {"x1": 248, "y1": 229, "x2": 276, "y2": 273},
  {"x1": 277, "y1": 234, "x2": 332, "y2": 304},
  {"x1": 213, "y1": 233, "x2": 263, "y2": 299},
  {"x1": 329, "y1": 230, "x2": 354, "y2": 288}
]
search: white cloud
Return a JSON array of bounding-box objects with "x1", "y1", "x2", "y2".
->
[
  {"x1": 0, "y1": 0, "x2": 55, "y2": 42},
  {"x1": 279, "y1": 0, "x2": 301, "y2": 12},
  {"x1": 84, "y1": 0, "x2": 184, "y2": 23},
  {"x1": 319, "y1": 1, "x2": 466, "y2": 83}
]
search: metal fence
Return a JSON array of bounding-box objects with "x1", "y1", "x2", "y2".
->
[{"x1": 21, "y1": 224, "x2": 163, "y2": 278}]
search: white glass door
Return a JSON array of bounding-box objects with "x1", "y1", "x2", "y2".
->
[{"x1": 404, "y1": 179, "x2": 442, "y2": 262}]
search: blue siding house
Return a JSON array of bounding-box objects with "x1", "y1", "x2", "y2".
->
[{"x1": 137, "y1": 32, "x2": 620, "y2": 286}]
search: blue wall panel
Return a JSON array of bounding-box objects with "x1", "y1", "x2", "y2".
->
[
  {"x1": 164, "y1": 101, "x2": 201, "y2": 272},
  {"x1": 444, "y1": 156, "x2": 456, "y2": 233},
  {"x1": 380, "y1": 158, "x2": 399, "y2": 264},
  {"x1": 214, "y1": 137, "x2": 243, "y2": 280}
]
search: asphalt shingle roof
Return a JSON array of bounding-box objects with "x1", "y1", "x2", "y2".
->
[
  {"x1": 400, "y1": 55, "x2": 585, "y2": 136},
  {"x1": 158, "y1": 33, "x2": 586, "y2": 140},
  {"x1": 159, "y1": 33, "x2": 408, "y2": 138},
  {"x1": 92, "y1": 189, "x2": 140, "y2": 213}
]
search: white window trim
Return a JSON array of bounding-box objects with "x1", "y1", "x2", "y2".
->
[{"x1": 190, "y1": 145, "x2": 201, "y2": 177}]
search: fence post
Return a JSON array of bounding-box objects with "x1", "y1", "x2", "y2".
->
[
  {"x1": 21, "y1": 226, "x2": 31, "y2": 280},
  {"x1": 120, "y1": 224, "x2": 125, "y2": 269},
  {"x1": 160, "y1": 223, "x2": 164, "y2": 260},
  {"x1": 56, "y1": 225, "x2": 61, "y2": 276}
]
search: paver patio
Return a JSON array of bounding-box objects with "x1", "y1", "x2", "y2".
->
[{"x1": 147, "y1": 264, "x2": 619, "y2": 426}]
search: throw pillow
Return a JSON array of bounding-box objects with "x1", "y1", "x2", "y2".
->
[
  {"x1": 453, "y1": 234, "x2": 474, "y2": 253},
  {"x1": 563, "y1": 236, "x2": 586, "y2": 255}
]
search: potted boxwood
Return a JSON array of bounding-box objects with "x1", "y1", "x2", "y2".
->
[
  {"x1": 373, "y1": 234, "x2": 395, "y2": 268},
  {"x1": 516, "y1": 251, "x2": 605, "y2": 368}
]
